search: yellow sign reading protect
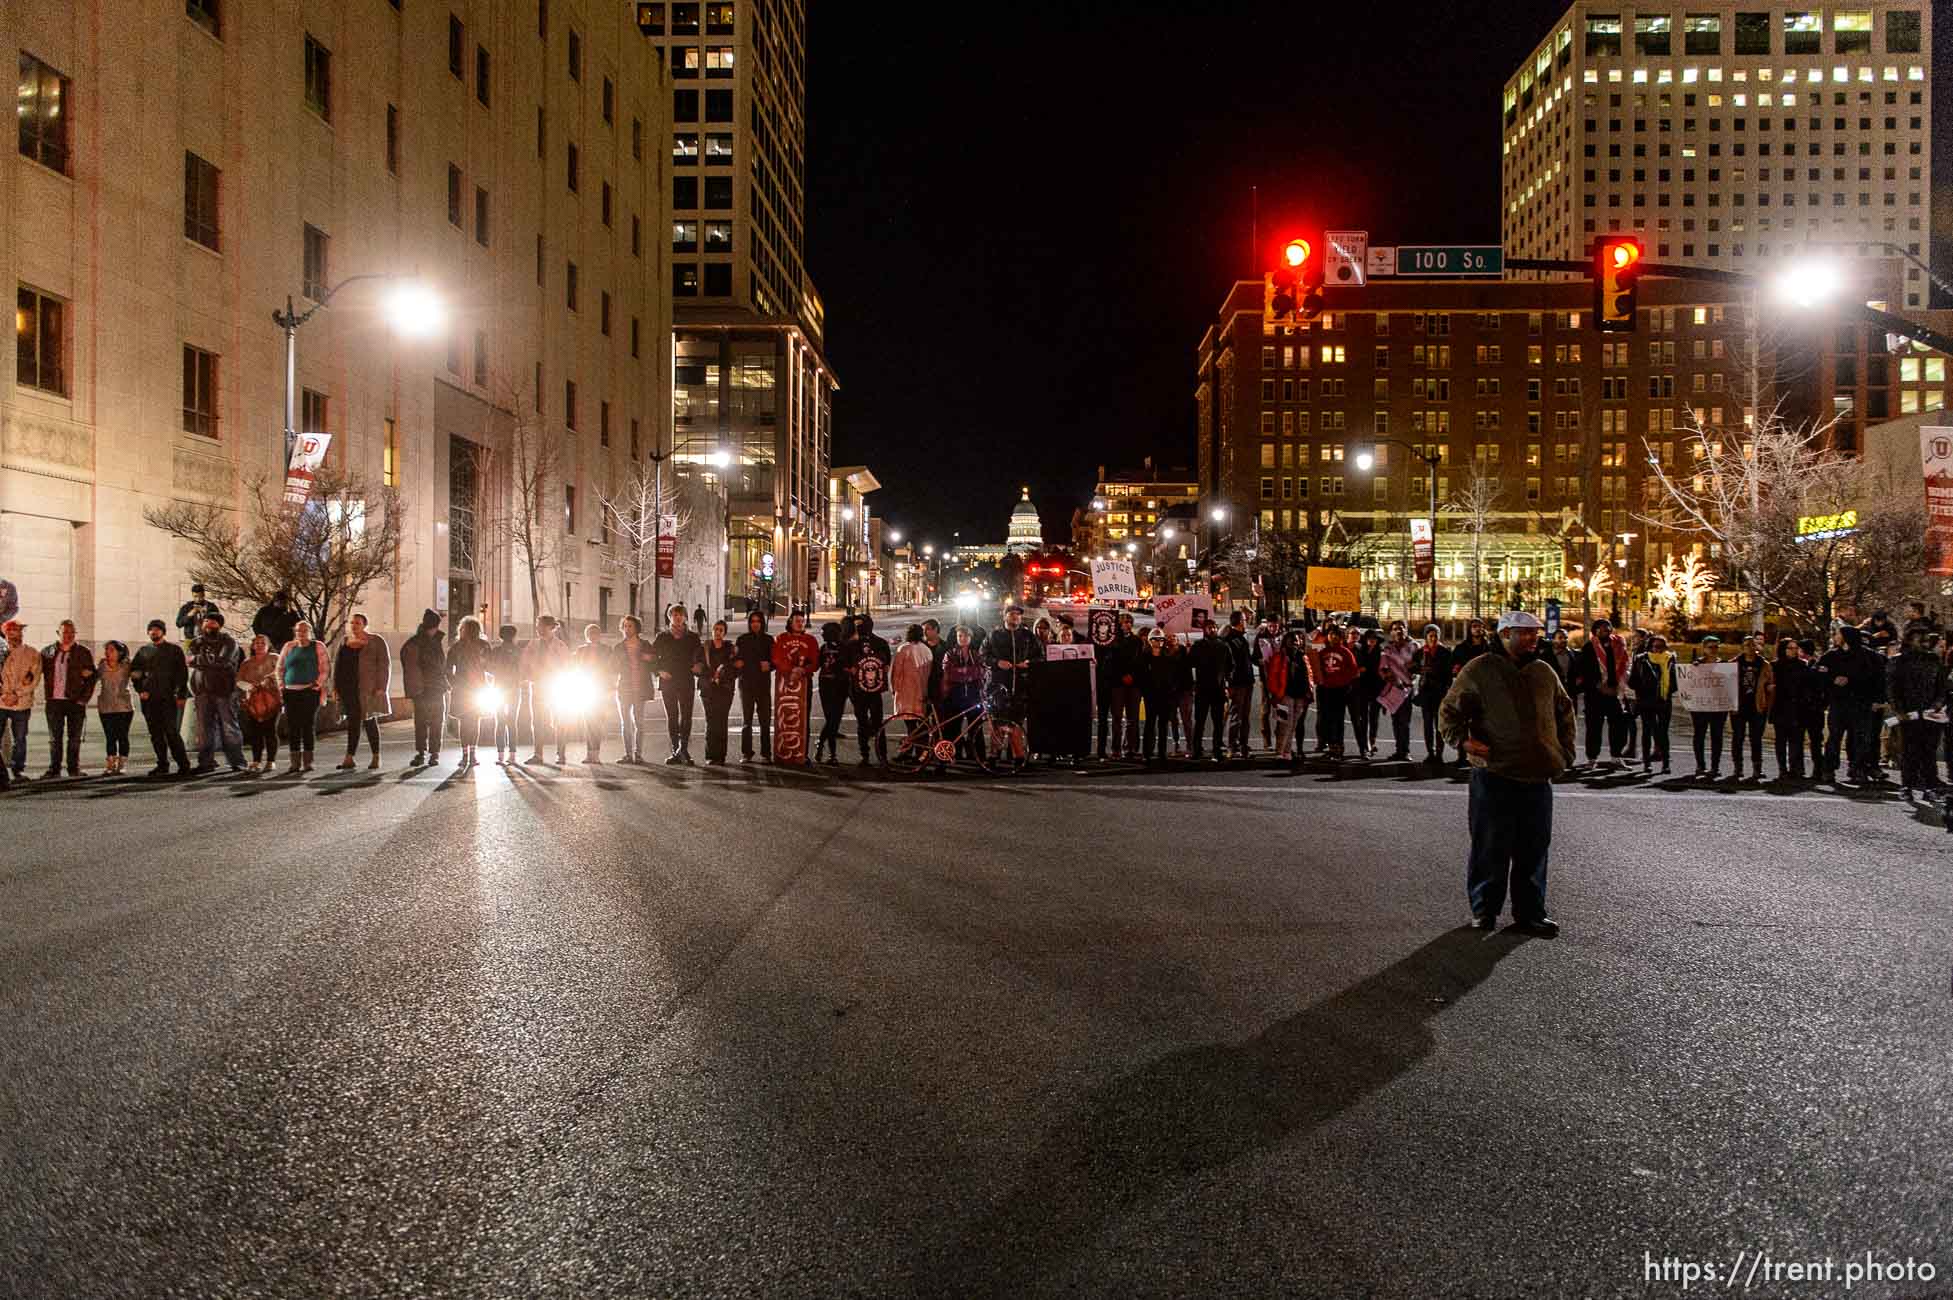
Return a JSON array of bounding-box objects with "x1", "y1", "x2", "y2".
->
[{"x1": 1304, "y1": 566, "x2": 1364, "y2": 611}]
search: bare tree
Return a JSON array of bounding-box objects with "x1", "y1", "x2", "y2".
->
[
  {"x1": 1444, "y1": 465, "x2": 1504, "y2": 618},
  {"x1": 474, "y1": 377, "x2": 565, "y2": 620},
  {"x1": 144, "y1": 467, "x2": 406, "y2": 644},
  {"x1": 597, "y1": 463, "x2": 724, "y2": 619}
]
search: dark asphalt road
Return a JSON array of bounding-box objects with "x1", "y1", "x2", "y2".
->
[{"x1": 3, "y1": 750, "x2": 1950, "y2": 1299}]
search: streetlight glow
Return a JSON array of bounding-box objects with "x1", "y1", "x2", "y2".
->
[
  {"x1": 384, "y1": 281, "x2": 448, "y2": 338},
  {"x1": 707, "y1": 449, "x2": 733, "y2": 468},
  {"x1": 842, "y1": 507, "x2": 855, "y2": 521},
  {"x1": 1210, "y1": 507, "x2": 1227, "y2": 522},
  {"x1": 1775, "y1": 258, "x2": 1845, "y2": 309},
  {"x1": 1355, "y1": 451, "x2": 1375, "y2": 471},
  {"x1": 1125, "y1": 542, "x2": 1137, "y2": 554},
  {"x1": 889, "y1": 530, "x2": 902, "y2": 543},
  {"x1": 1161, "y1": 527, "x2": 1175, "y2": 540}
]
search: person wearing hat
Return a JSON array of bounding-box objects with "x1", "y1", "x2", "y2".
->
[
  {"x1": 0, "y1": 619, "x2": 42, "y2": 783},
  {"x1": 1412, "y1": 623, "x2": 1457, "y2": 767},
  {"x1": 176, "y1": 582, "x2": 217, "y2": 646},
  {"x1": 1685, "y1": 635, "x2": 1729, "y2": 780},
  {"x1": 188, "y1": 610, "x2": 245, "y2": 773},
  {"x1": 251, "y1": 590, "x2": 299, "y2": 652},
  {"x1": 1438, "y1": 610, "x2": 1573, "y2": 935},
  {"x1": 843, "y1": 611, "x2": 894, "y2": 766},
  {"x1": 982, "y1": 606, "x2": 1042, "y2": 749},
  {"x1": 130, "y1": 618, "x2": 191, "y2": 777},
  {"x1": 517, "y1": 614, "x2": 572, "y2": 764},
  {"x1": 40, "y1": 619, "x2": 98, "y2": 778}
]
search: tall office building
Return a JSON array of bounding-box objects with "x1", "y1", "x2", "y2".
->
[
  {"x1": 4, "y1": 0, "x2": 673, "y2": 642},
  {"x1": 638, "y1": 1, "x2": 835, "y2": 613},
  {"x1": 1501, "y1": 4, "x2": 1932, "y2": 308}
]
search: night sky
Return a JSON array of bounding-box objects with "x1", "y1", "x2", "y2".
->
[{"x1": 807, "y1": 1, "x2": 1953, "y2": 551}]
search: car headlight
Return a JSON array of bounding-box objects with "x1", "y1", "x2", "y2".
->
[
  {"x1": 474, "y1": 684, "x2": 504, "y2": 713},
  {"x1": 547, "y1": 672, "x2": 599, "y2": 716}
]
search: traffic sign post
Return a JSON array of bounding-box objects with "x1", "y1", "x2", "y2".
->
[{"x1": 1396, "y1": 245, "x2": 1503, "y2": 277}]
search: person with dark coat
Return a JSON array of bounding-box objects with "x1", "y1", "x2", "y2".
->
[
  {"x1": 815, "y1": 622, "x2": 849, "y2": 764},
  {"x1": 1271, "y1": 629, "x2": 1315, "y2": 769},
  {"x1": 1769, "y1": 637, "x2": 1812, "y2": 779},
  {"x1": 1223, "y1": 612, "x2": 1258, "y2": 759},
  {"x1": 175, "y1": 582, "x2": 218, "y2": 646},
  {"x1": 186, "y1": 612, "x2": 244, "y2": 773},
  {"x1": 37, "y1": 619, "x2": 97, "y2": 778},
  {"x1": 1730, "y1": 635, "x2": 1774, "y2": 781},
  {"x1": 692, "y1": 604, "x2": 707, "y2": 636},
  {"x1": 1109, "y1": 612, "x2": 1144, "y2": 760},
  {"x1": 699, "y1": 620, "x2": 738, "y2": 764},
  {"x1": 1566, "y1": 618, "x2": 1631, "y2": 768},
  {"x1": 329, "y1": 613, "x2": 392, "y2": 771},
  {"x1": 400, "y1": 609, "x2": 448, "y2": 766},
  {"x1": 131, "y1": 618, "x2": 191, "y2": 777},
  {"x1": 1092, "y1": 625, "x2": 1119, "y2": 761},
  {"x1": 1794, "y1": 637, "x2": 1828, "y2": 778},
  {"x1": 1627, "y1": 633, "x2": 1679, "y2": 774},
  {"x1": 651, "y1": 605, "x2": 705, "y2": 764},
  {"x1": 1862, "y1": 608, "x2": 1899, "y2": 651},
  {"x1": 938, "y1": 625, "x2": 988, "y2": 761},
  {"x1": 1451, "y1": 619, "x2": 1494, "y2": 671},
  {"x1": 251, "y1": 591, "x2": 299, "y2": 651},
  {"x1": 1413, "y1": 624, "x2": 1457, "y2": 766},
  {"x1": 1887, "y1": 626, "x2": 1947, "y2": 793},
  {"x1": 1187, "y1": 618, "x2": 1231, "y2": 762},
  {"x1": 1818, "y1": 624, "x2": 1884, "y2": 784},
  {"x1": 1140, "y1": 631, "x2": 1178, "y2": 765},
  {"x1": 982, "y1": 606, "x2": 1043, "y2": 729},
  {"x1": 446, "y1": 617, "x2": 492, "y2": 766},
  {"x1": 487, "y1": 625, "x2": 524, "y2": 764},
  {"x1": 842, "y1": 612, "x2": 894, "y2": 765},
  {"x1": 734, "y1": 611, "x2": 775, "y2": 762},
  {"x1": 1349, "y1": 628, "x2": 1383, "y2": 759}
]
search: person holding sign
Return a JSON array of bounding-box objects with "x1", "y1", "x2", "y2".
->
[{"x1": 1684, "y1": 637, "x2": 1730, "y2": 779}]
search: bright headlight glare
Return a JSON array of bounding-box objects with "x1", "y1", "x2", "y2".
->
[
  {"x1": 547, "y1": 672, "x2": 599, "y2": 716},
  {"x1": 474, "y1": 684, "x2": 504, "y2": 713}
]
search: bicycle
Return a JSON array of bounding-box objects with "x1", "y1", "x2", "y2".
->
[{"x1": 876, "y1": 695, "x2": 1029, "y2": 778}]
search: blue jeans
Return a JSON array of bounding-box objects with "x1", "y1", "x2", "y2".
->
[
  {"x1": 1, "y1": 707, "x2": 30, "y2": 773},
  {"x1": 195, "y1": 693, "x2": 245, "y2": 767},
  {"x1": 618, "y1": 699, "x2": 650, "y2": 757},
  {"x1": 1466, "y1": 768, "x2": 1554, "y2": 922}
]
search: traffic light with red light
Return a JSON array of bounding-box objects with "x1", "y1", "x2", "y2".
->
[
  {"x1": 1264, "y1": 236, "x2": 1316, "y2": 326},
  {"x1": 1593, "y1": 236, "x2": 1643, "y2": 332}
]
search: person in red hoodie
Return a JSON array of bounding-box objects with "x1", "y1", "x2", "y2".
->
[
  {"x1": 1309, "y1": 622, "x2": 1362, "y2": 760},
  {"x1": 1566, "y1": 617, "x2": 1631, "y2": 768}
]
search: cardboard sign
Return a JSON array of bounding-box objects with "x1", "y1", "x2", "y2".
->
[
  {"x1": 1678, "y1": 661, "x2": 1739, "y2": 714},
  {"x1": 1153, "y1": 592, "x2": 1213, "y2": 635},
  {"x1": 1091, "y1": 559, "x2": 1138, "y2": 603},
  {"x1": 1304, "y1": 566, "x2": 1362, "y2": 611},
  {"x1": 1923, "y1": 426, "x2": 1953, "y2": 576},
  {"x1": 283, "y1": 432, "x2": 332, "y2": 504}
]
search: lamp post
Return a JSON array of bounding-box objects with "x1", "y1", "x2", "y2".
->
[
  {"x1": 1356, "y1": 438, "x2": 1441, "y2": 628},
  {"x1": 271, "y1": 275, "x2": 443, "y2": 464},
  {"x1": 639, "y1": 438, "x2": 731, "y2": 623}
]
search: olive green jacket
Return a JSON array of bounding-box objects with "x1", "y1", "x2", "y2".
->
[{"x1": 1438, "y1": 649, "x2": 1575, "y2": 783}]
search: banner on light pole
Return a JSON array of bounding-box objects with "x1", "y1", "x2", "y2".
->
[
  {"x1": 1922, "y1": 426, "x2": 1953, "y2": 576},
  {"x1": 1409, "y1": 517, "x2": 1434, "y2": 583},
  {"x1": 283, "y1": 432, "x2": 332, "y2": 504}
]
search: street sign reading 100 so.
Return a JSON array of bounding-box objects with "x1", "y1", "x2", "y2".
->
[{"x1": 1396, "y1": 246, "x2": 1503, "y2": 277}]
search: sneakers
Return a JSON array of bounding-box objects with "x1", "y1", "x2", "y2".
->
[
  {"x1": 1513, "y1": 916, "x2": 1561, "y2": 937},
  {"x1": 336, "y1": 757, "x2": 356, "y2": 771},
  {"x1": 1469, "y1": 913, "x2": 1500, "y2": 931},
  {"x1": 409, "y1": 752, "x2": 424, "y2": 767}
]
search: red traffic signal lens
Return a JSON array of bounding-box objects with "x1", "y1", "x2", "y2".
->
[
  {"x1": 1610, "y1": 243, "x2": 1639, "y2": 270},
  {"x1": 1284, "y1": 239, "x2": 1312, "y2": 268}
]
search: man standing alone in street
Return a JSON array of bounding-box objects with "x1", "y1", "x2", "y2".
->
[{"x1": 1439, "y1": 610, "x2": 1574, "y2": 936}]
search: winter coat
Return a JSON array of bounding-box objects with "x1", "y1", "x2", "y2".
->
[
  {"x1": 651, "y1": 629, "x2": 704, "y2": 696},
  {"x1": 1141, "y1": 648, "x2": 1178, "y2": 702},
  {"x1": 1818, "y1": 645, "x2": 1885, "y2": 708},
  {"x1": 1270, "y1": 645, "x2": 1313, "y2": 702},
  {"x1": 892, "y1": 641, "x2": 934, "y2": 716},
  {"x1": 1568, "y1": 633, "x2": 1629, "y2": 698},
  {"x1": 187, "y1": 631, "x2": 238, "y2": 700},
  {"x1": 1887, "y1": 648, "x2": 1946, "y2": 715},
  {"x1": 1167, "y1": 645, "x2": 1195, "y2": 694},
  {"x1": 130, "y1": 641, "x2": 189, "y2": 705},
  {"x1": 252, "y1": 601, "x2": 299, "y2": 649},
  {"x1": 487, "y1": 640, "x2": 523, "y2": 694},
  {"x1": 175, "y1": 597, "x2": 219, "y2": 642},
  {"x1": 1627, "y1": 651, "x2": 1678, "y2": 710},
  {"x1": 1311, "y1": 641, "x2": 1361, "y2": 690},
  {"x1": 518, "y1": 633, "x2": 571, "y2": 683},
  {"x1": 700, "y1": 640, "x2": 736, "y2": 699},
  {"x1": 329, "y1": 634, "x2": 393, "y2": 718},
  {"x1": 1223, "y1": 630, "x2": 1257, "y2": 689},
  {"x1": 0, "y1": 640, "x2": 45, "y2": 709},
  {"x1": 734, "y1": 631, "x2": 775, "y2": 687},
  {"x1": 1452, "y1": 635, "x2": 1495, "y2": 670},
  {"x1": 1732, "y1": 653, "x2": 1773, "y2": 715},
  {"x1": 401, "y1": 627, "x2": 449, "y2": 699},
  {"x1": 939, "y1": 646, "x2": 986, "y2": 702},
  {"x1": 40, "y1": 641, "x2": 97, "y2": 705},
  {"x1": 95, "y1": 659, "x2": 135, "y2": 714},
  {"x1": 1188, "y1": 634, "x2": 1231, "y2": 692},
  {"x1": 1438, "y1": 650, "x2": 1576, "y2": 783},
  {"x1": 446, "y1": 635, "x2": 492, "y2": 698},
  {"x1": 771, "y1": 632, "x2": 821, "y2": 688},
  {"x1": 1768, "y1": 656, "x2": 1809, "y2": 721},
  {"x1": 1413, "y1": 642, "x2": 1456, "y2": 706},
  {"x1": 1352, "y1": 640, "x2": 1385, "y2": 696}
]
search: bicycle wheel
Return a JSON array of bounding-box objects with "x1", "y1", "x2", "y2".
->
[
  {"x1": 877, "y1": 713, "x2": 934, "y2": 778},
  {"x1": 978, "y1": 719, "x2": 1028, "y2": 776}
]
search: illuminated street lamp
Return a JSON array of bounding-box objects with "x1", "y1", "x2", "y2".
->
[
  {"x1": 272, "y1": 273, "x2": 445, "y2": 462},
  {"x1": 1356, "y1": 438, "x2": 1442, "y2": 627},
  {"x1": 1774, "y1": 257, "x2": 1845, "y2": 310}
]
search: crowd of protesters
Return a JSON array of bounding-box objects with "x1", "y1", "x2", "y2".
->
[{"x1": 1, "y1": 585, "x2": 1948, "y2": 799}]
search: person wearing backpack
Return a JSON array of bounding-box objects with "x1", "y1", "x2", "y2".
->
[{"x1": 188, "y1": 610, "x2": 245, "y2": 773}]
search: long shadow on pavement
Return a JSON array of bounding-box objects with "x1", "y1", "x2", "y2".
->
[{"x1": 925, "y1": 926, "x2": 1527, "y2": 1296}]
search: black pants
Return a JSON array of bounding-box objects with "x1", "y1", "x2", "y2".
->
[
  {"x1": 1823, "y1": 701, "x2": 1872, "y2": 779},
  {"x1": 1096, "y1": 688, "x2": 1115, "y2": 757},
  {"x1": 1191, "y1": 689, "x2": 1226, "y2": 756},
  {"x1": 740, "y1": 678, "x2": 772, "y2": 757},
  {"x1": 413, "y1": 695, "x2": 446, "y2": 754},
  {"x1": 343, "y1": 717, "x2": 380, "y2": 759},
  {"x1": 284, "y1": 691, "x2": 320, "y2": 756},
  {"x1": 1347, "y1": 687, "x2": 1373, "y2": 754},
  {"x1": 1316, "y1": 686, "x2": 1349, "y2": 750},
  {"x1": 1691, "y1": 711, "x2": 1726, "y2": 774},
  {"x1": 1112, "y1": 685, "x2": 1141, "y2": 756},
  {"x1": 1142, "y1": 693, "x2": 1173, "y2": 760},
  {"x1": 45, "y1": 700, "x2": 85, "y2": 772},
  {"x1": 818, "y1": 678, "x2": 848, "y2": 754},
  {"x1": 1582, "y1": 693, "x2": 1627, "y2": 761},
  {"x1": 1730, "y1": 709, "x2": 1765, "y2": 773},
  {"x1": 142, "y1": 700, "x2": 190, "y2": 770},
  {"x1": 1639, "y1": 702, "x2": 1672, "y2": 767},
  {"x1": 852, "y1": 691, "x2": 885, "y2": 759},
  {"x1": 1420, "y1": 703, "x2": 1448, "y2": 762},
  {"x1": 1899, "y1": 718, "x2": 1942, "y2": 790},
  {"x1": 1799, "y1": 715, "x2": 1825, "y2": 775},
  {"x1": 101, "y1": 711, "x2": 133, "y2": 758},
  {"x1": 703, "y1": 687, "x2": 734, "y2": 762},
  {"x1": 665, "y1": 683, "x2": 696, "y2": 756},
  {"x1": 1372, "y1": 697, "x2": 1412, "y2": 756},
  {"x1": 243, "y1": 711, "x2": 279, "y2": 764},
  {"x1": 1771, "y1": 712, "x2": 1803, "y2": 776}
]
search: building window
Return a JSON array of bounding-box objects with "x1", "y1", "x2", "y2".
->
[
  {"x1": 1888, "y1": 11, "x2": 1921, "y2": 53},
  {"x1": 564, "y1": 380, "x2": 577, "y2": 431},
  {"x1": 674, "y1": 132, "x2": 700, "y2": 164},
  {"x1": 302, "y1": 224, "x2": 329, "y2": 300},
  {"x1": 386, "y1": 104, "x2": 399, "y2": 173},
  {"x1": 704, "y1": 263, "x2": 732, "y2": 296},
  {"x1": 1782, "y1": 11, "x2": 1820, "y2": 55},
  {"x1": 301, "y1": 387, "x2": 328, "y2": 436},
  {"x1": 705, "y1": 132, "x2": 733, "y2": 162},
  {"x1": 1634, "y1": 15, "x2": 1670, "y2": 55},
  {"x1": 383, "y1": 417, "x2": 399, "y2": 486},
  {"x1": 473, "y1": 330, "x2": 487, "y2": 386},
  {"x1": 182, "y1": 345, "x2": 219, "y2": 437},
  {"x1": 18, "y1": 53, "x2": 71, "y2": 173},
  {"x1": 184, "y1": 152, "x2": 221, "y2": 250},
  {"x1": 600, "y1": 291, "x2": 611, "y2": 335},
  {"x1": 632, "y1": 117, "x2": 642, "y2": 160},
  {"x1": 705, "y1": 221, "x2": 732, "y2": 250},
  {"x1": 1833, "y1": 10, "x2": 1872, "y2": 54},
  {"x1": 706, "y1": 2, "x2": 733, "y2": 34},
  {"x1": 601, "y1": 180, "x2": 612, "y2": 226},
  {"x1": 630, "y1": 317, "x2": 640, "y2": 358},
  {"x1": 564, "y1": 484, "x2": 577, "y2": 533},
  {"x1": 674, "y1": 89, "x2": 698, "y2": 122},
  {"x1": 476, "y1": 46, "x2": 490, "y2": 106},
  {"x1": 602, "y1": 76, "x2": 614, "y2": 124},
  {"x1": 303, "y1": 34, "x2": 331, "y2": 121},
  {"x1": 706, "y1": 46, "x2": 734, "y2": 76},
  {"x1": 600, "y1": 400, "x2": 610, "y2": 446},
  {"x1": 705, "y1": 89, "x2": 732, "y2": 121},
  {"x1": 447, "y1": 164, "x2": 463, "y2": 225},
  {"x1": 566, "y1": 260, "x2": 578, "y2": 310},
  {"x1": 630, "y1": 418, "x2": 640, "y2": 460},
  {"x1": 567, "y1": 28, "x2": 581, "y2": 81},
  {"x1": 673, "y1": 264, "x2": 699, "y2": 296},
  {"x1": 632, "y1": 214, "x2": 642, "y2": 257},
  {"x1": 475, "y1": 187, "x2": 490, "y2": 246},
  {"x1": 1684, "y1": 13, "x2": 1720, "y2": 54},
  {"x1": 536, "y1": 234, "x2": 545, "y2": 286},
  {"x1": 448, "y1": 15, "x2": 464, "y2": 76},
  {"x1": 673, "y1": 220, "x2": 698, "y2": 252},
  {"x1": 186, "y1": 0, "x2": 221, "y2": 38},
  {"x1": 1734, "y1": 11, "x2": 1771, "y2": 54},
  {"x1": 674, "y1": 175, "x2": 697, "y2": 208},
  {"x1": 704, "y1": 176, "x2": 732, "y2": 208},
  {"x1": 567, "y1": 141, "x2": 579, "y2": 192}
]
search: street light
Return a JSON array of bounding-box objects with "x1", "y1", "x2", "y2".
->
[
  {"x1": 1357, "y1": 438, "x2": 1443, "y2": 628},
  {"x1": 1210, "y1": 506, "x2": 1227, "y2": 522},
  {"x1": 1125, "y1": 542, "x2": 1138, "y2": 554},
  {"x1": 271, "y1": 272, "x2": 444, "y2": 462},
  {"x1": 1774, "y1": 257, "x2": 1845, "y2": 309},
  {"x1": 842, "y1": 507, "x2": 855, "y2": 521}
]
